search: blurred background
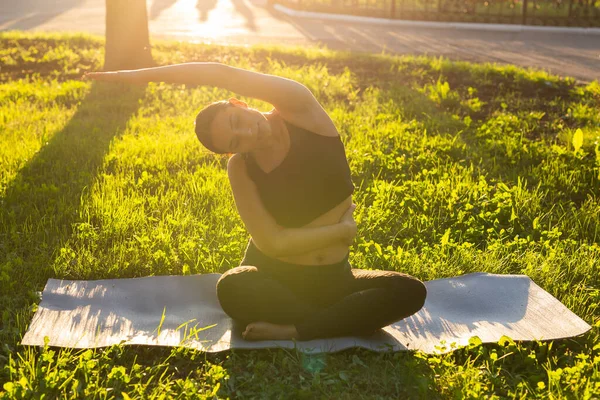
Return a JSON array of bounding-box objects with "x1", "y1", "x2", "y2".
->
[{"x1": 0, "y1": 0, "x2": 598, "y2": 80}]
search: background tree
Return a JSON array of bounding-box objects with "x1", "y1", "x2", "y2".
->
[{"x1": 104, "y1": 0, "x2": 154, "y2": 70}]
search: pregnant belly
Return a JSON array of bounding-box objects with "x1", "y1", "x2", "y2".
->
[{"x1": 277, "y1": 195, "x2": 353, "y2": 266}]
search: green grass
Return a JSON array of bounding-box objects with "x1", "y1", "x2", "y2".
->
[{"x1": 1, "y1": 31, "x2": 599, "y2": 398}]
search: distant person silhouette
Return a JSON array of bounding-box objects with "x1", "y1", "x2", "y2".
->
[
  {"x1": 197, "y1": 0, "x2": 218, "y2": 21},
  {"x1": 231, "y1": 0, "x2": 257, "y2": 31}
]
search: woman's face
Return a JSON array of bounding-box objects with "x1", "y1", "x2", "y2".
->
[{"x1": 209, "y1": 102, "x2": 271, "y2": 154}]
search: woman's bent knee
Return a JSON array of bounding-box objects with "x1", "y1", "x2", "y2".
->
[
  {"x1": 389, "y1": 276, "x2": 427, "y2": 316},
  {"x1": 410, "y1": 279, "x2": 427, "y2": 311},
  {"x1": 216, "y1": 266, "x2": 257, "y2": 316}
]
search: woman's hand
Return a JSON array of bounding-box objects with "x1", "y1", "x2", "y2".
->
[
  {"x1": 83, "y1": 71, "x2": 123, "y2": 82},
  {"x1": 339, "y1": 203, "x2": 357, "y2": 245}
]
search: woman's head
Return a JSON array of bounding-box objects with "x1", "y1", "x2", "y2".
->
[{"x1": 195, "y1": 98, "x2": 272, "y2": 154}]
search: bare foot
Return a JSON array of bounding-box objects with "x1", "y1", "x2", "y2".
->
[{"x1": 242, "y1": 322, "x2": 299, "y2": 341}]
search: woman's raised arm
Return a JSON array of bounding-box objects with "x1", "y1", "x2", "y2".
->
[{"x1": 84, "y1": 62, "x2": 317, "y2": 113}]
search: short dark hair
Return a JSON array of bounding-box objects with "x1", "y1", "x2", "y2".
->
[{"x1": 194, "y1": 101, "x2": 231, "y2": 154}]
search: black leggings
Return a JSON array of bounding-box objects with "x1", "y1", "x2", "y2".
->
[{"x1": 216, "y1": 241, "x2": 427, "y2": 341}]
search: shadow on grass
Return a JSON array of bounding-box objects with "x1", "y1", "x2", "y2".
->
[
  {"x1": 92, "y1": 345, "x2": 441, "y2": 398},
  {"x1": 0, "y1": 82, "x2": 145, "y2": 316}
]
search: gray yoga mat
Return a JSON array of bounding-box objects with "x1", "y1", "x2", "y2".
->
[{"x1": 21, "y1": 272, "x2": 591, "y2": 354}]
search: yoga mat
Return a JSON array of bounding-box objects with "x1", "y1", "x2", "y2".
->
[{"x1": 21, "y1": 272, "x2": 591, "y2": 354}]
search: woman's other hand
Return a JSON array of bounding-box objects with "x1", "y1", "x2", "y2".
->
[{"x1": 339, "y1": 203, "x2": 357, "y2": 245}]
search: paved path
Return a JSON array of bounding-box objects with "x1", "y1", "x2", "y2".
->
[{"x1": 1, "y1": 0, "x2": 598, "y2": 82}]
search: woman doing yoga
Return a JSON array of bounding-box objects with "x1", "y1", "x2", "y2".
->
[{"x1": 86, "y1": 62, "x2": 427, "y2": 341}]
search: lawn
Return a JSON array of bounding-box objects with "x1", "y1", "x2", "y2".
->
[{"x1": 0, "y1": 32, "x2": 599, "y2": 398}]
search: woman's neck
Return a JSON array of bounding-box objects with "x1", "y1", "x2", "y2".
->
[{"x1": 250, "y1": 111, "x2": 289, "y2": 162}]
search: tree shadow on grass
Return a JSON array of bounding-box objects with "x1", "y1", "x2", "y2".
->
[
  {"x1": 97, "y1": 345, "x2": 440, "y2": 398},
  {"x1": 0, "y1": 82, "x2": 145, "y2": 317}
]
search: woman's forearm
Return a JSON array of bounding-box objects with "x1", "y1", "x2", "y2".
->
[
  {"x1": 265, "y1": 204, "x2": 357, "y2": 258},
  {"x1": 265, "y1": 222, "x2": 353, "y2": 258}
]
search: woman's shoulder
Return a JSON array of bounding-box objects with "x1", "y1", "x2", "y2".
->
[{"x1": 275, "y1": 106, "x2": 339, "y2": 138}]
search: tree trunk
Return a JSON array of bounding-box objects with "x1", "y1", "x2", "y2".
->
[{"x1": 104, "y1": 0, "x2": 154, "y2": 70}]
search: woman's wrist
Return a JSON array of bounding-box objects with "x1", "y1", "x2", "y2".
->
[{"x1": 121, "y1": 70, "x2": 145, "y2": 84}]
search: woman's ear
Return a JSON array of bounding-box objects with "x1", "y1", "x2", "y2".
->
[{"x1": 228, "y1": 97, "x2": 248, "y2": 108}]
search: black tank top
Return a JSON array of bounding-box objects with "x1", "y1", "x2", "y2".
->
[{"x1": 244, "y1": 119, "x2": 354, "y2": 228}]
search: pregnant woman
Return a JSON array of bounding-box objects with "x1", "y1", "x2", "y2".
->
[{"x1": 86, "y1": 62, "x2": 427, "y2": 341}]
